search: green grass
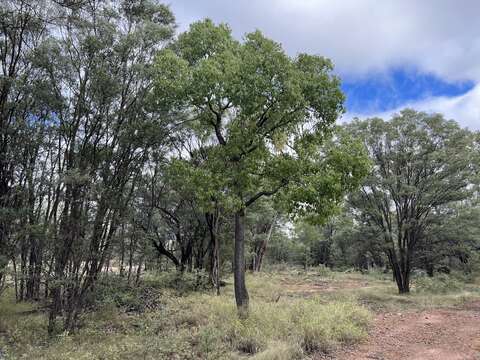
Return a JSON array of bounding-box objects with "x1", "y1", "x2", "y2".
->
[{"x1": 0, "y1": 269, "x2": 478, "y2": 359}]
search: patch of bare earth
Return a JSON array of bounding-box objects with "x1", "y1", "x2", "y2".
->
[{"x1": 323, "y1": 301, "x2": 480, "y2": 360}]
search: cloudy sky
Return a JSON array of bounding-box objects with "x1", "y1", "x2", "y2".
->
[{"x1": 167, "y1": 0, "x2": 480, "y2": 129}]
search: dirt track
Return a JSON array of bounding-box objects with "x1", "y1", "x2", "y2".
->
[{"x1": 326, "y1": 301, "x2": 480, "y2": 360}]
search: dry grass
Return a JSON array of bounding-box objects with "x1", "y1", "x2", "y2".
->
[{"x1": 1, "y1": 268, "x2": 477, "y2": 359}]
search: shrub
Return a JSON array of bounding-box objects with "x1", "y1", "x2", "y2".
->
[
  {"x1": 90, "y1": 275, "x2": 163, "y2": 313},
  {"x1": 179, "y1": 293, "x2": 371, "y2": 356},
  {"x1": 291, "y1": 299, "x2": 371, "y2": 353},
  {"x1": 412, "y1": 274, "x2": 464, "y2": 294},
  {"x1": 145, "y1": 270, "x2": 212, "y2": 294},
  {"x1": 248, "y1": 341, "x2": 303, "y2": 360},
  {"x1": 312, "y1": 265, "x2": 334, "y2": 279},
  {"x1": 90, "y1": 270, "x2": 211, "y2": 313}
]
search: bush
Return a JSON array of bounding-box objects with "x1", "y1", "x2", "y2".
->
[
  {"x1": 310, "y1": 265, "x2": 334, "y2": 278},
  {"x1": 180, "y1": 293, "x2": 371, "y2": 356},
  {"x1": 90, "y1": 275, "x2": 164, "y2": 313},
  {"x1": 412, "y1": 273, "x2": 464, "y2": 294},
  {"x1": 91, "y1": 270, "x2": 212, "y2": 313},
  {"x1": 144, "y1": 270, "x2": 212, "y2": 294},
  {"x1": 291, "y1": 299, "x2": 371, "y2": 353},
  {"x1": 0, "y1": 271, "x2": 372, "y2": 359},
  {"x1": 247, "y1": 341, "x2": 303, "y2": 360}
]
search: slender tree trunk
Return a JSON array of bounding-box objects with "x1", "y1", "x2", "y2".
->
[
  {"x1": 135, "y1": 256, "x2": 143, "y2": 285},
  {"x1": 206, "y1": 212, "x2": 221, "y2": 295},
  {"x1": 213, "y1": 234, "x2": 220, "y2": 296},
  {"x1": 12, "y1": 256, "x2": 18, "y2": 300},
  {"x1": 19, "y1": 236, "x2": 28, "y2": 301},
  {"x1": 135, "y1": 242, "x2": 147, "y2": 284},
  {"x1": 234, "y1": 209, "x2": 249, "y2": 317},
  {"x1": 254, "y1": 213, "x2": 277, "y2": 272},
  {"x1": 426, "y1": 263, "x2": 434, "y2": 277},
  {"x1": 119, "y1": 225, "x2": 125, "y2": 277},
  {"x1": 127, "y1": 234, "x2": 135, "y2": 283}
]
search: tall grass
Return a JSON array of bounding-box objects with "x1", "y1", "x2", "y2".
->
[{"x1": 0, "y1": 271, "x2": 372, "y2": 359}]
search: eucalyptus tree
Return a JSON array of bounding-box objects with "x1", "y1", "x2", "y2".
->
[
  {"x1": 419, "y1": 200, "x2": 480, "y2": 276},
  {"x1": 153, "y1": 19, "x2": 369, "y2": 315},
  {"x1": 0, "y1": 0, "x2": 55, "y2": 296},
  {"x1": 347, "y1": 110, "x2": 477, "y2": 293},
  {"x1": 27, "y1": 0, "x2": 177, "y2": 333}
]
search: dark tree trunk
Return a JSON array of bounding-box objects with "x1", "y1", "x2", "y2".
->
[
  {"x1": 151, "y1": 230, "x2": 180, "y2": 268},
  {"x1": 212, "y1": 233, "x2": 220, "y2": 295},
  {"x1": 426, "y1": 263, "x2": 434, "y2": 277},
  {"x1": 388, "y1": 248, "x2": 411, "y2": 294},
  {"x1": 234, "y1": 209, "x2": 249, "y2": 316}
]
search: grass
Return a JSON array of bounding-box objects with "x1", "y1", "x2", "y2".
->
[{"x1": 0, "y1": 268, "x2": 478, "y2": 359}]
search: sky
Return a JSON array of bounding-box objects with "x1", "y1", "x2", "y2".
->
[{"x1": 167, "y1": 0, "x2": 480, "y2": 129}]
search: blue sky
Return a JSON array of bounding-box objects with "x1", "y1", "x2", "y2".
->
[
  {"x1": 167, "y1": 0, "x2": 480, "y2": 129},
  {"x1": 342, "y1": 69, "x2": 474, "y2": 114}
]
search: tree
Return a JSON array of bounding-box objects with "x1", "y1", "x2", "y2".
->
[
  {"x1": 418, "y1": 199, "x2": 480, "y2": 276},
  {"x1": 153, "y1": 19, "x2": 369, "y2": 315},
  {"x1": 0, "y1": 0, "x2": 53, "y2": 298},
  {"x1": 9, "y1": 0, "x2": 177, "y2": 333},
  {"x1": 346, "y1": 110, "x2": 477, "y2": 293}
]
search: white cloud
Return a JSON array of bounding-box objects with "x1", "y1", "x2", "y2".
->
[
  {"x1": 169, "y1": 0, "x2": 480, "y2": 128},
  {"x1": 344, "y1": 84, "x2": 480, "y2": 130},
  {"x1": 169, "y1": 0, "x2": 480, "y2": 82}
]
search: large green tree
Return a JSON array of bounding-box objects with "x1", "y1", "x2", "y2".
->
[
  {"x1": 153, "y1": 19, "x2": 369, "y2": 314},
  {"x1": 347, "y1": 110, "x2": 477, "y2": 293}
]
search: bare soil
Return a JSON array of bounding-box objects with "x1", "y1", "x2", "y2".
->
[{"x1": 324, "y1": 301, "x2": 480, "y2": 360}]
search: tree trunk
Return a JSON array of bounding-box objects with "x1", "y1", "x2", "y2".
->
[
  {"x1": 213, "y1": 234, "x2": 220, "y2": 296},
  {"x1": 206, "y1": 212, "x2": 221, "y2": 295},
  {"x1": 119, "y1": 225, "x2": 125, "y2": 277},
  {"x1": 234, "y1": 209, "x2": 249, "y2": 317},
  {"x1": 426, "y1": 263, "x2": 434, "y2": 277},
  {"x1": 254, "y1": 213, "x2": 277, "y2": 272},
  {"x1": 388, "y1": 249, "x2": 410, "y2": 294}
]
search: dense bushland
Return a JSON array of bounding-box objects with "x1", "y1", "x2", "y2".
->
[{"x1": 1, "y1": 1, "x2": 479, "y2": 358}]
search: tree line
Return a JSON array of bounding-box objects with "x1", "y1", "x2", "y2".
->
[{"x1": 1, "y1": 0, "x2": 479, "y2": 334}]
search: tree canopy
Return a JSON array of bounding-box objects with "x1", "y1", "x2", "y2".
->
[
  {"x1": 153, "y1": 19, "x2": 369, "y2": 313},
  {"x1": 346, "y1": 110, "x2": 478, "y2": 292}
]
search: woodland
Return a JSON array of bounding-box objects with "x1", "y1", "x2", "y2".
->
[{"x1": 1, "y1": 1, "x2": 479, "y2": 359}]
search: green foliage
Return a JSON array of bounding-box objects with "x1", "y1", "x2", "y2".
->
[
  {"x1": 153, "y1": 19, "x2": 369, "y2": 220},
  {"x1": 412, "y1": 274, "x2": 464, "y2": 294},
  {"x1": 90, "y1": 276, "x2": 163, "y2": 313},
  {"x1": 345, "y1": 110, "x2": 479, "y2": 292},
  {"x1": 146, "y1": 270, "x2": 212, "y2": 294},
  {"x1": 92, "y1": 271, "x2": 212, "y2": 312}
]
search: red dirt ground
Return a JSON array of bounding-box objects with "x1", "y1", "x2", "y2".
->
[{"x1": 323, "y1": 301, "x2": 480, "y2": 360}]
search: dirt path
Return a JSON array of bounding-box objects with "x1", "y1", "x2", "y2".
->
[{"x1": 327, "y1": 302, "x2": 480, "y2": 360}]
